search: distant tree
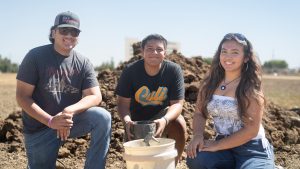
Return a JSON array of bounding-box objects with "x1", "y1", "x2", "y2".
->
[
  {"x1": 203, "y1": 57, "x2": 213, "y2": 65},
  {"x1": 94, "y1": 58, "x2": 115, "y2": 71},
  {"x1": 263, "y1": 60, "x2": 288, "y2": 69},
  {"x1": 0, "y1": 54, "x2": 19, "y2": 73}
]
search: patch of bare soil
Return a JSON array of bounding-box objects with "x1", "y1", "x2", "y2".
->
[{"x1": 0, "y1": 43, "x2": 299, "y2": 168}]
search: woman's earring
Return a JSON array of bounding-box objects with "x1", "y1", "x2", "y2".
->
[{"x1": 245, "y1": 62, "x2": 249, "y2": 71}]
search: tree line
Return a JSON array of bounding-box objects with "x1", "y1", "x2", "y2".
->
[
  {"x1": 0, "y1": 54, "x2": 116, "y2": 73},
  {"x1": 0, "y1": 55, "x2": 18, "y2": 73},
  {"x1": 0, "y1": 53, "x2": 291, "y2": 73},
  {"x1": 263, "y1": 60, "x2": 288, "y2": 69}
]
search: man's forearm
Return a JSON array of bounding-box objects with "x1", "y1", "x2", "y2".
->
[
  {"x1": 117, "y1": 96, "x2": 132, "y2": 122},
  {"x1": 64, "y1": 95, "x2": 101, "y2": 114},
  {"x1": 165, "y1": 101, "x2": 183, "y2": 121},
  {"x1": 117, "y1": 107, "x2": 131, "y2": 122},
  {"x1": 16, "y1": 95, "x2": 51, "y2": 126}
]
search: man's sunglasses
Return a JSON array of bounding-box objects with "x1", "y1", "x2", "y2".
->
[
  {"x1": 57, "y1": 27, "x2": 80, "y2": 37},
  {"x1": 224, "y1": 33, "x2": 247, "y2": 46}
]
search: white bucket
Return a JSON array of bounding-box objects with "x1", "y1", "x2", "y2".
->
[{"x1": 123, "y1": 138, "x2": 177, "y2": 169}]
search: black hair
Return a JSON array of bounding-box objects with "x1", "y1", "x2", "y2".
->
[
  {"x1": 48, "y1": 26, "x2": 56, "y2": 44},
  {"x1": 141, "y1": 34, "x2": 168, "y2": 49}
]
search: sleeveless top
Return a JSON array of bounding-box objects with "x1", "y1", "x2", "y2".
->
[{"x1": 207, "y1": 95, "x2": 269, "y2": 148}]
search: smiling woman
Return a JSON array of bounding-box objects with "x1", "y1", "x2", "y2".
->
[{"x1": 186, "y1": 33, "x2": 275, "y2": 169}]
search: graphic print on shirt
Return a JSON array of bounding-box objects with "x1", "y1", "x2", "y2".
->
[
  {"x1": 44, "y1": 67, "x2": 80, "y2": 95},
  {"x1": 135, "y1": 86, "x2": 168, "y2": 106},
  {"x1": 207, "y1": 96, "x2": 243, "y2": 135}
]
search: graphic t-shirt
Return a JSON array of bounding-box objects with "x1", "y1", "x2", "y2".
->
[
  {"x1": 17, "y1": 44, "x2": 99, "y2": 133},
  {"x1": 116, "y1": 59, "x2": 184, "y2": 121}
]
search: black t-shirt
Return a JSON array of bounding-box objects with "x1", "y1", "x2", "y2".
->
[
  {"x1": 17, "y1": 44, "x2": 99, "y2": 133},
  {"x1": 116, "y1": 59, "x2": 184, "y2": 121}
]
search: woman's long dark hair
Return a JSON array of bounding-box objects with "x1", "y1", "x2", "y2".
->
[{"x1": 198, "y1": 34, "x2": 264, "y2": 119}]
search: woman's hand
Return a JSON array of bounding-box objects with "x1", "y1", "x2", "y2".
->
[
  {"x1": 186, "y1": 135, "x2": 204, "y2": 159},
  {"x1": 201, "y1": 140, "x2": 220, "y2": 152}
]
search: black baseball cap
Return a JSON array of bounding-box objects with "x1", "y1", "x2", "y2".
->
[{"x1": 54, "y1": 11, "x2": 80, "y2": 31}]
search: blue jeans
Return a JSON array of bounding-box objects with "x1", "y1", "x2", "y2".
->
[
  {"x1": 24, "y1": 107, "x2": 111, "y2": 169},
  {"x1": 186, "y1": 139, "x2": 275, "y2": 169}
]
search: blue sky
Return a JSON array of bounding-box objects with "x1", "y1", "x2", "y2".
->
[{"x1": 1, "y1": 0, "x2": 299, "y2": 68}]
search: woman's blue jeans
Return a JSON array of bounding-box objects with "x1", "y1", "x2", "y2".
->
[
  {"x1": 24, "y1": 107, "x2": 111, "y2": 169},
  {"x1": 186, "y1": 138, "x2": 275, "y2": 169}
]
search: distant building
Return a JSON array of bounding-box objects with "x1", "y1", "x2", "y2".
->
[
  {"x1": 125, "y1": 38, "x2": 140, "y2": 61},
  {"x1": 125, "y1": 37, "x2": 181, "y2": 61}
]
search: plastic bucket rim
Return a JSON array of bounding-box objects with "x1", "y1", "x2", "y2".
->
[{"x1": 123, "y1": 138, "x2": 175, "y2": 149}]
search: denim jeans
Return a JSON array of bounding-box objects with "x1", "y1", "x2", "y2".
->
[
  {"x1": 24, "y1": 107, "x2": 111, "y2": 169},
  {"x1": 186, "y1": 138, "x2": 275, "y2": 169}
]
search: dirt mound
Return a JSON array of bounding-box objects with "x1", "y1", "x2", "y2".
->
[{"x1": 0, "y1": 43, "x2": 299, "y2": 168}]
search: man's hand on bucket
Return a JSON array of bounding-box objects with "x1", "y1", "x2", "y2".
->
[
  {"x1": 125, "y1": 120, "x2": 134, "y2": 140},
  {"x1": 153, "y1": 118, "x2": 167, "y2": 137}
]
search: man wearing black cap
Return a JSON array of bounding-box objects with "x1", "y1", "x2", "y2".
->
[{"x1": 16, "y1": 11, "x2": 111, "y2": 169}]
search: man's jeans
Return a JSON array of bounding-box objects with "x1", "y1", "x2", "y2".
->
[
  {"x1": 186, "y1": 138, "x2": 275, "y2": 169},
  {"x1": 24, "y1": 107, "x2": 111, "y2": 169}
]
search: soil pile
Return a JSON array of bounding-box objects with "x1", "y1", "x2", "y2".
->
[{"x1": 0, "y1": 43, "x2": 299, "y2": 168}]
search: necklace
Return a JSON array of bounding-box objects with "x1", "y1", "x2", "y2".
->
[{"x1": 220, "y1": 76, "x2": 241, "y2": 90}]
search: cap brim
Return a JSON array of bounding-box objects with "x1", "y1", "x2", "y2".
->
[{"x1": 57, "y1": 24, "x2": 81, "y2": 31}]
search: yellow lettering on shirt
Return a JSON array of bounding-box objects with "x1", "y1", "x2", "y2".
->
[{"x1": 135, "y1": 86, "x2": 168, "y2": 106}]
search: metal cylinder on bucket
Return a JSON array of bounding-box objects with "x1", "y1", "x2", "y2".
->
[
  {"x1": 131, "y1": 120, "x2": 156, "y2": 140},
  {"x1": 123, "y1": 138, "x2": 177, "y2": 169}
]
